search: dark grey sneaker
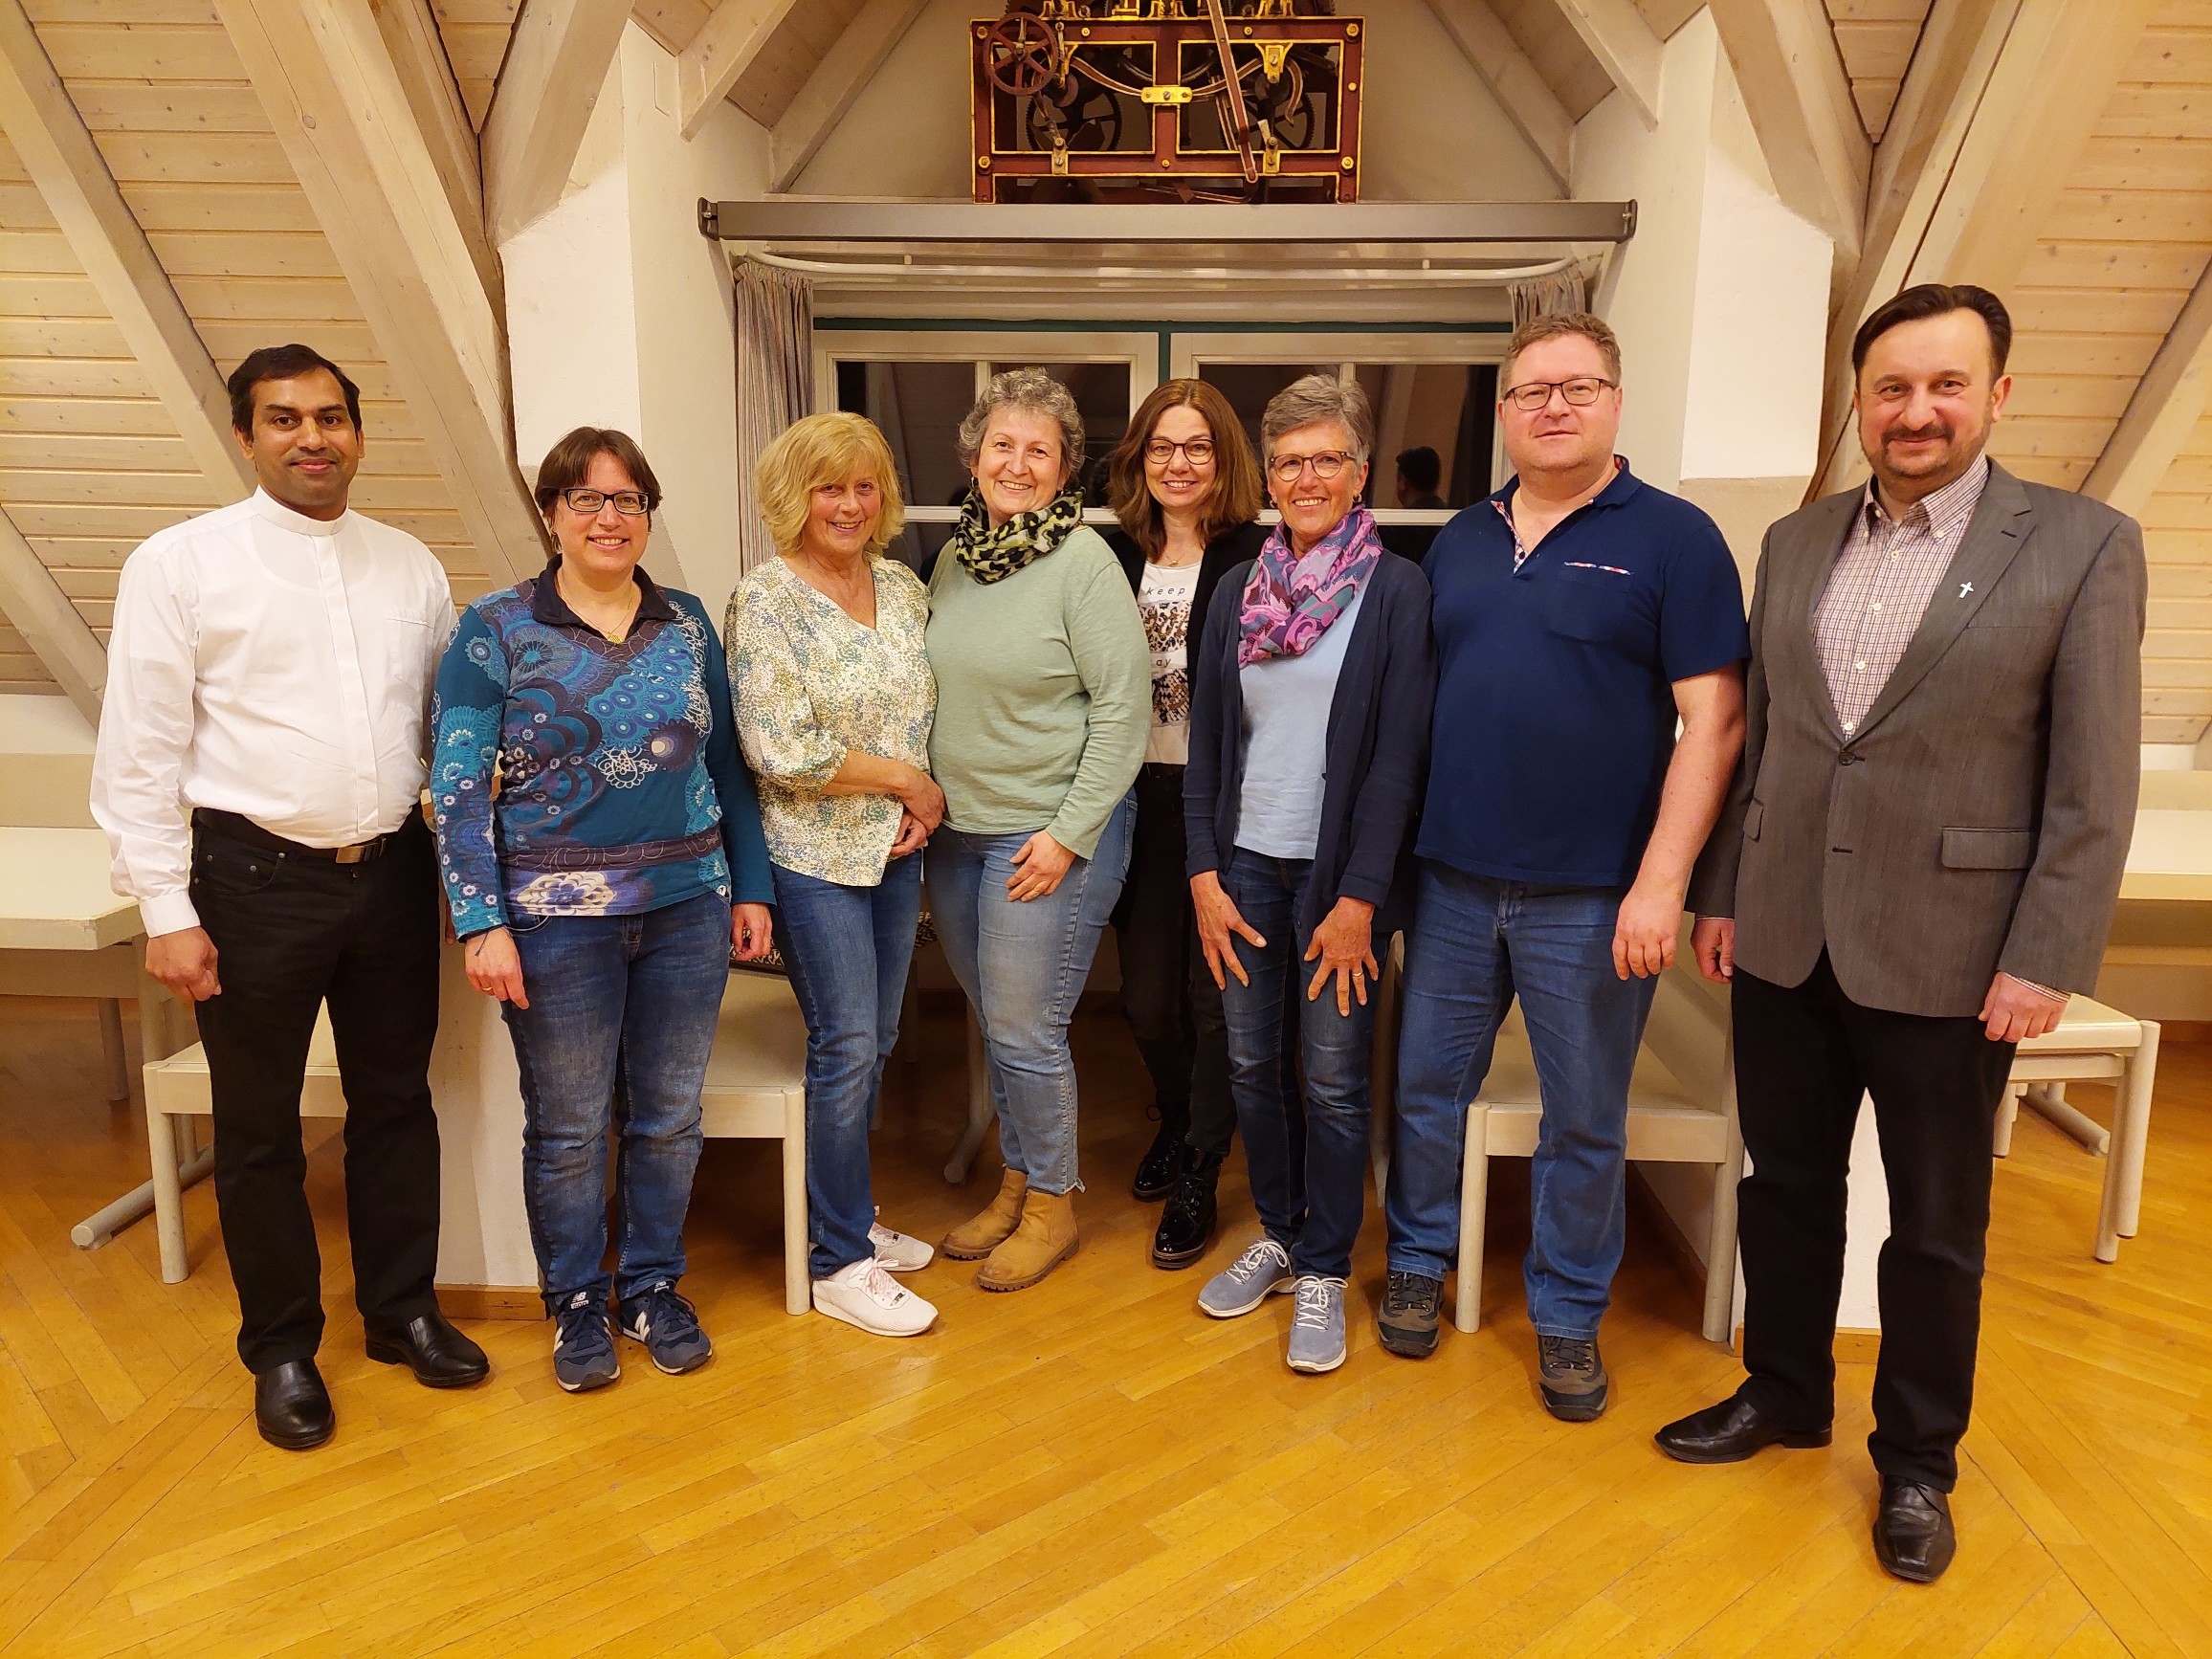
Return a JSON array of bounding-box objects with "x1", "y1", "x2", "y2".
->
[
  {"x1": 551, "y1": 1291, "x2": 619, "y2": 1392},
  {"x1": 1378, "y1": 1271, "x2": 1443, "y2": 1358},
  {"x1": 618, "y1": 1281, "x2": 713, "y2": 1375},
  {"x1": 1537, "y1": 1334, "x2": 1608, "y2": 1421}
]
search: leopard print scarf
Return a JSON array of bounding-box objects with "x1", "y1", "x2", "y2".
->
[{"x1": 947, "y1": 485, "x2": 1085, "y2": 585}]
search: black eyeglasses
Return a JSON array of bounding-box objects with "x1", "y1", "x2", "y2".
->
[
  {"x1": 556, "y1": 487, "x2": 652, "y2": 517},
  {"x1": 1268, "y1": 450, "x2": 1356, "y2": 485},
  {"x1": 1144, "y1": 437, "x2": 1215, "y2": 465},
  {"x1": 1502, "y1": 377, "x2": 1617, "y2": 412}
]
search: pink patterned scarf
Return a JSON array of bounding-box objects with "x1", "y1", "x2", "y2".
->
[{"x1": 1237, "y1": 503, "x2": 1384, "y2": 668}]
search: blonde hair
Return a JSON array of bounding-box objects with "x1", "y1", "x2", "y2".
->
[
  {"x1": 1503, "y1": 311, "x2": 1623, "y2": 386},
  {"x1": 753, "y1": 411, "x2": 906, "y2": 558}
]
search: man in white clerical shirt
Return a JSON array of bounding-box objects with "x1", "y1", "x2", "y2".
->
[{"x1": 92, "y1": 344, "x2": 491, "y2": 1450}]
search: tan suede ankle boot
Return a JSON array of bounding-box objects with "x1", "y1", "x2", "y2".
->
[
  {"x1": 975, "y1": 1190, "x2": 1078, "y2": 1292},
  {"x1": 941, "y1": 1169, "x2": 1028, "y2": 1260}
]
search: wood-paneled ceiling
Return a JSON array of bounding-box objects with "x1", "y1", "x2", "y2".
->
[{"x1": 1825, "y1": 0, "x2": 1934, "y2": 141}]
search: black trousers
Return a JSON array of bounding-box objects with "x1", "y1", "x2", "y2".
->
[
  {"x1": 190, "y1": 813, "x2": 444, "y2": 1373},
  {"x1": 1733, "y1": 951, "x2": 2015, "y2": 1490},
  {"x1": 1115, "y1": 763, "x2": 1236, "y2": 1153}
]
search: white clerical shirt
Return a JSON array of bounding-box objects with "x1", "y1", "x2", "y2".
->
[{"x1": 91, "y1": 488, "x2": 455, "y2": 938}]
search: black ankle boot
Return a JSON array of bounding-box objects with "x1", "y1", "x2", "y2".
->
[
  {"x1": 1131, "y1": 1104, "x2": 1189, "y2": 1201},
  {"x1": 1151, "y1": 1146, "x2": 1225, "y2": 1269}
]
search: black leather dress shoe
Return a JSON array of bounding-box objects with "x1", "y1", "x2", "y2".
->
[
  {"x1": 254, "y1": 1359, "x2": 334, "y2": 1451},
  {"x1": 1873, "y1": 1479, "x2": 1957, "y2": 1582},
  {"x1": 1151, "y1": 1147, "x2": 1225, "y2": 1269},
  {"x1": 1132, "y1": 1109, "x2": 1188, "y2": 1203},
  {"x1": 365, "y1": 1310, "x2": 490, "y2": 1388},
  {"x1": 1653, "y1": 1393, "x2": 1832, "y2": 1464}
]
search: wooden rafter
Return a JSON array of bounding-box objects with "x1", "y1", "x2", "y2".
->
[
  {"x1": 2084, "y1": 264, "x2": 2212, "y2": 520},
  {"x1": 0, "y1": 0, "x2": 254, "y2": 506},
  {"x1": 0, "y1": 508, "x2": 104, "y2": 722},
  {"x1": 1425, "y1": 0, "x2": 1572, "y2": 193},
  {"x1": 369, "y1": 0, "x2": 499, "y2": 299},
  {"x1": 1708, "y1": 0, "x2": 1869, "y2": 266},
  {"x1": 216, "y1": 0, "x2": 543, "y2": 585},
  {"x1": 482, "y1": 0, "x2": 630, "y2": 245},
  {"x1": 769, "y1": 0, "x2": 927, "y2": 192},
  {"x1": 679, "y1": 0, "x2": 803, "y2": 140},
  {"x1": 1548, "y1": 0, "x2": 1660, "y2": 127}
]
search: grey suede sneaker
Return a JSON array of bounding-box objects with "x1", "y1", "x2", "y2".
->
[
  {"x1": 1286, "y1": 1275, "x2": 1348, "y2": 1374},
  {"x1": 1537, "y1": 1334, "x2": 1609, "y2": 1421},
  {"x1": 1198, "y1": 1238, "x2": 1294, "y2": 1318}
]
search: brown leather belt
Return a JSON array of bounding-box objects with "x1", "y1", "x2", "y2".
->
[{"x1": 192, "y1": 807, "x2": 406, "y2": 865}]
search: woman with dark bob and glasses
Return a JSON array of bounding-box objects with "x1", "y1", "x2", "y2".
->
[{"x1": 431, "y1": 426, "x2": 775, "y2": 1394}]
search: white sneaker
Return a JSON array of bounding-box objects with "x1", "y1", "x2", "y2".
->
[
  {"x1": 870, "y1": 1210, "x2": 935, "y2": 1272},
  {"x1": 812, "y1": 1257, "x2": 939, "y2": 1337}
]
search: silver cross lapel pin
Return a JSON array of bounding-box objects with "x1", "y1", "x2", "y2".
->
[{"x1": 1958, "y1": 581, "x2": 1974, "y2": 599}]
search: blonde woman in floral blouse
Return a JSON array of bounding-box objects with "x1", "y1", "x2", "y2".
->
[{"x1": 726, "y1": 412, "x2": 943, "y2": 1339}]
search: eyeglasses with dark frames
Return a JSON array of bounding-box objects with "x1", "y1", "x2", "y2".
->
[
  {"x1": 1268, "y1": 449, "x2": 1356, "y2": 485},
  {"x1": 556, "y1": 487, "x2": 652, "y2": 517},
  {"x1": 1144, "y1": 437, "x2": 1216, "y2": 465},
  {"x1": 1502, "y1": 377, "x2": 1617, "y2": 412}
]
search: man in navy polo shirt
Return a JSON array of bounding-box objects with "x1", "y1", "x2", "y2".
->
[{"x1": 1379, "y1": 313, "x2": 1748, "y2": 1421}]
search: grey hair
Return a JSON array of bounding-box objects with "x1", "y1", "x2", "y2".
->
[
  {"x1": 956, "y1": 366, "x2": 1086, "y2": 477},
  {"x1": 1261, "y1": 373, "x2": 1373, "y2": 464}
]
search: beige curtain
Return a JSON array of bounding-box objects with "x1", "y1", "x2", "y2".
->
[
  {"x1": 1509, "y1": 266, "x2": 1589, "y2": 329},
  {"x1": 735, "y1": 259, "x2": 814, "y2": 575}
]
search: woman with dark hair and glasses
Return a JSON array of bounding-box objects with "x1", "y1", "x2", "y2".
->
[
  {"x1": 1099, "y1": 379, "x2": 1271, "y2": 1271},
  {"x1": 431, "y1": 426, "x2": 775, "y2": 1393}
]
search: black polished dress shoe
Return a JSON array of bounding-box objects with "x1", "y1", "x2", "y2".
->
[
  {"x1": 365, "y1": 1310, "x2": 490, "y2": 1388},
  {"x1": 1132, "y1": 1108, "x2": 1188, "y2": 1202},
  {"x1": 1653, "y1": 1393, "x2": 1832, "y2": 1464},
  {"x1": 1873, "y1": 1479, "x2": 1957, "y2": 1583},
  {"x1": 254, "y1": 1359, "x2": 334, "y2": 1451},
  {"x1": 1151, "y1": 1146, "x2": 1225, "y2": 1269}
]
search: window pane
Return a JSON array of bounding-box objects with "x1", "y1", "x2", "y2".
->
[
  {"x1": 833, "y1": 360, "x2": 978, "y2": 526},
  {"x1": 988, "y1": 362, "x2": 1129, "y2": 505},
  {"x1": 1196, "y1": 363, "x2": 1342, "y2": 468},
  {"x1": 1351, "y1": 363, "x2": 1498, "y2": 509}
]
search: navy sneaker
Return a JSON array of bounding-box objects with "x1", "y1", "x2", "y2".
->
[
  {"x1": 551, "y1": 1291, "x2": 619, "y2": 1392},
  {"x1": 618, "y1": 1281, "x2": 713, "y2": 1375}
]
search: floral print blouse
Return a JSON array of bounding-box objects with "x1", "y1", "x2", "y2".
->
[{"x1": 724, "y1": 554, "x2": 937, "y2": 887}]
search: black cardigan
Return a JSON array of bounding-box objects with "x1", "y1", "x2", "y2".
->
[
  {"x1": 1104, "y1": 520, "x2": 1266, "y2": 661},
  {"x1": 1184, "y1": 551, "x2": 1436, "y2": 940}
]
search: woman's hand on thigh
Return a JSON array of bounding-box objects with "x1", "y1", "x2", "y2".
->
[
  {"x1": 733, "y1": 902, "x2": 776, "y2": 961},
  {"x1": 465, "y1": 926, "x2": 528, "y2": 1007},
  {"x1": 1007, "y1": 830, "x2": 1074, "y2": 901},
  {"x1": 1190, "y1": 871, "x2": 1264, "y2": 989},
  {"x1": 1304, "y1": 896, "x2": 1378, "y2": 1016}
]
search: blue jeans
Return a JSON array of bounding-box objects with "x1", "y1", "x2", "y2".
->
[
  {"x1": 926, "y1": 793, "x2": 1135, "y2": 1196},
  {"x1": 771, "y1": 852, "x2": 923, "y2": 1278},
  {"x1": 1217, "y1": 849, "x2": 1376, "y2": 1281},
  {"x1": 1384, "y1": 861, "x2": 1657, "y2": 1338},
  {"x1": 498, "y1": 890, "x2": 732, "y2": 1311}
]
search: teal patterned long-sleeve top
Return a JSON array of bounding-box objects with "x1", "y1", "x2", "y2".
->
[{"x1": 430, "y1": 558, "x2": 773, "y2": 939}]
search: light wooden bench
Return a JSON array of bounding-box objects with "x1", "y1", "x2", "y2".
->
[
  {"x1": 1996, "y1": 994, "x2": 2159, "y2": 1264},
  {"x1": 1370, "y1": 938, "x2": 1742, "y2": 1343},
  {"x1": 144, "y1": 969, "x2": 813, "y2": 1311}
]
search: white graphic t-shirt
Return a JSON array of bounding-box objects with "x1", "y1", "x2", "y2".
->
[{"x1": 1138, "y1": 558, "x2": 1203, "y2": 765}]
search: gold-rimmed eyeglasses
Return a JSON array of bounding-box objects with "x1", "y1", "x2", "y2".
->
[
  {"x1": 556, "y1": 487, "x2": 652, "y2": 517},
  {"x1": 1268, "y1": 450, "x2": 1357, "y2": 485},
  {"x1": 1502, "y1": 377, "x2": 1617, "y2": 412}
]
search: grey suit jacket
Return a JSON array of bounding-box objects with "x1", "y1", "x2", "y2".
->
[{"x1": 1687, "y1": 461, "x2": 2146, "y2": 1017}]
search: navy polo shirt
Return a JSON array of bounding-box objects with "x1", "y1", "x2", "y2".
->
[{"x1": 1419, "y1": 459, "x2": 1748, "y2": 887}]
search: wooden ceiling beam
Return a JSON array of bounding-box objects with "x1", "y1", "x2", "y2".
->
[
  {"x1": 769, "y1": 0, "x2": 926, "y2": 192},
  {"x1": 482, "y1": 0, "x2": 630, "y2": 245},
  {"x1": 679, "y1": 0, "x2": 803, "y2": 140},
  {"x1": 1548, "y1": 0, "x2": 1661, "y2": 127},
  {"x1": 2085, "y1": 265, "x2": 2212, "y2": 520},
  {"x1": 1425, "y1": 0, "x2": 1573, "y2": 193},
  {"x1": 1708, "y1": 0, "x2": 1869, "y2": 265},
  {"x1": 216, "y1": 0, "x2": 542, "y2": 584},
  {"x1": 368, "y1": 0, "x2": 499, "y2": 296},
  {"x1": 0, "y1": 509, "x2": 104, "y2": 724},
  {"x1": 0, "y1": 0, "x2": 254, "y2": 506}
]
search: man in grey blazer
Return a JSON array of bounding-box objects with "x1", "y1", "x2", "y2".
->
[{"x1": 1656, "y1": 284, "x2": 2145, "y2": 1584}]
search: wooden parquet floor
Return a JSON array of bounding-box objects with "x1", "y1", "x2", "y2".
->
[{"x1": 1, "y1": 992, "x2": 2208, "y2": 1658}]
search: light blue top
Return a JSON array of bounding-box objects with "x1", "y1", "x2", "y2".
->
[{"x1": 1234, "y1": 581, "x2": 1367, "y2": 860}]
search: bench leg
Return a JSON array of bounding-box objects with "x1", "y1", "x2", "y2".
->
[
  {"x1": 2023, "y1": 1080, "x2": 2111, "y2": 1156},
  {"x1": 145, "y1": 1093, "x2": 190, "y2": 1283},
  {"x1": 944, "y1": 1001, "x2": 993, "y2": 1184},
  {"x1": 784, "y1": 1088, "x2": 809, "y2": 1316},
  {"x1": 1702, "y1": 1149, "x2": 1742, "y2": 1345},
  {"x1": 1453, "y1": 1105, "x2": 1487, "y2": 1335},
  {"x1": 2102, "y1": 1022, "x2": 2157, "y2": 1258},
  {"x1": 99, "y1": 999, "x2": 129, "y2": 1103}
]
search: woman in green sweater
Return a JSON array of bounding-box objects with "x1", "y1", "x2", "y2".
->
[{"x1": 928, "y1": 367, "x2": 1149, "y2": 1292}]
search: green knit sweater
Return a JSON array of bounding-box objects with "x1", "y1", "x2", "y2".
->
[{"x1": 924, "y1": 524, "x2": 1149, "y2": 858}]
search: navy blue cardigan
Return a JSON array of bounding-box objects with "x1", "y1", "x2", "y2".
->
[{"x1": 1184, "y1": 552, "x2": 1436, "y2": 940}]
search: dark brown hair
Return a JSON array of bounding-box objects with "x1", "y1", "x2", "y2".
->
[
  {"x1": 1851, "y1": 283, "x2": 2012, "y2": 380},
  {"x1": 227, "y1": 343, "x2": 362, "y2": 433},
  {"x1": 534, "y1": 427, "x2": 663, "y2": 519},
  {"x1": 1107, "y1": 379, "x2": 1264, "y2": 560}
]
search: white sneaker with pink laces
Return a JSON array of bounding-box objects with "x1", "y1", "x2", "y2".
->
[{"x1": 813, "y1": 1257, "x2": 938, "y2": 1337}]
